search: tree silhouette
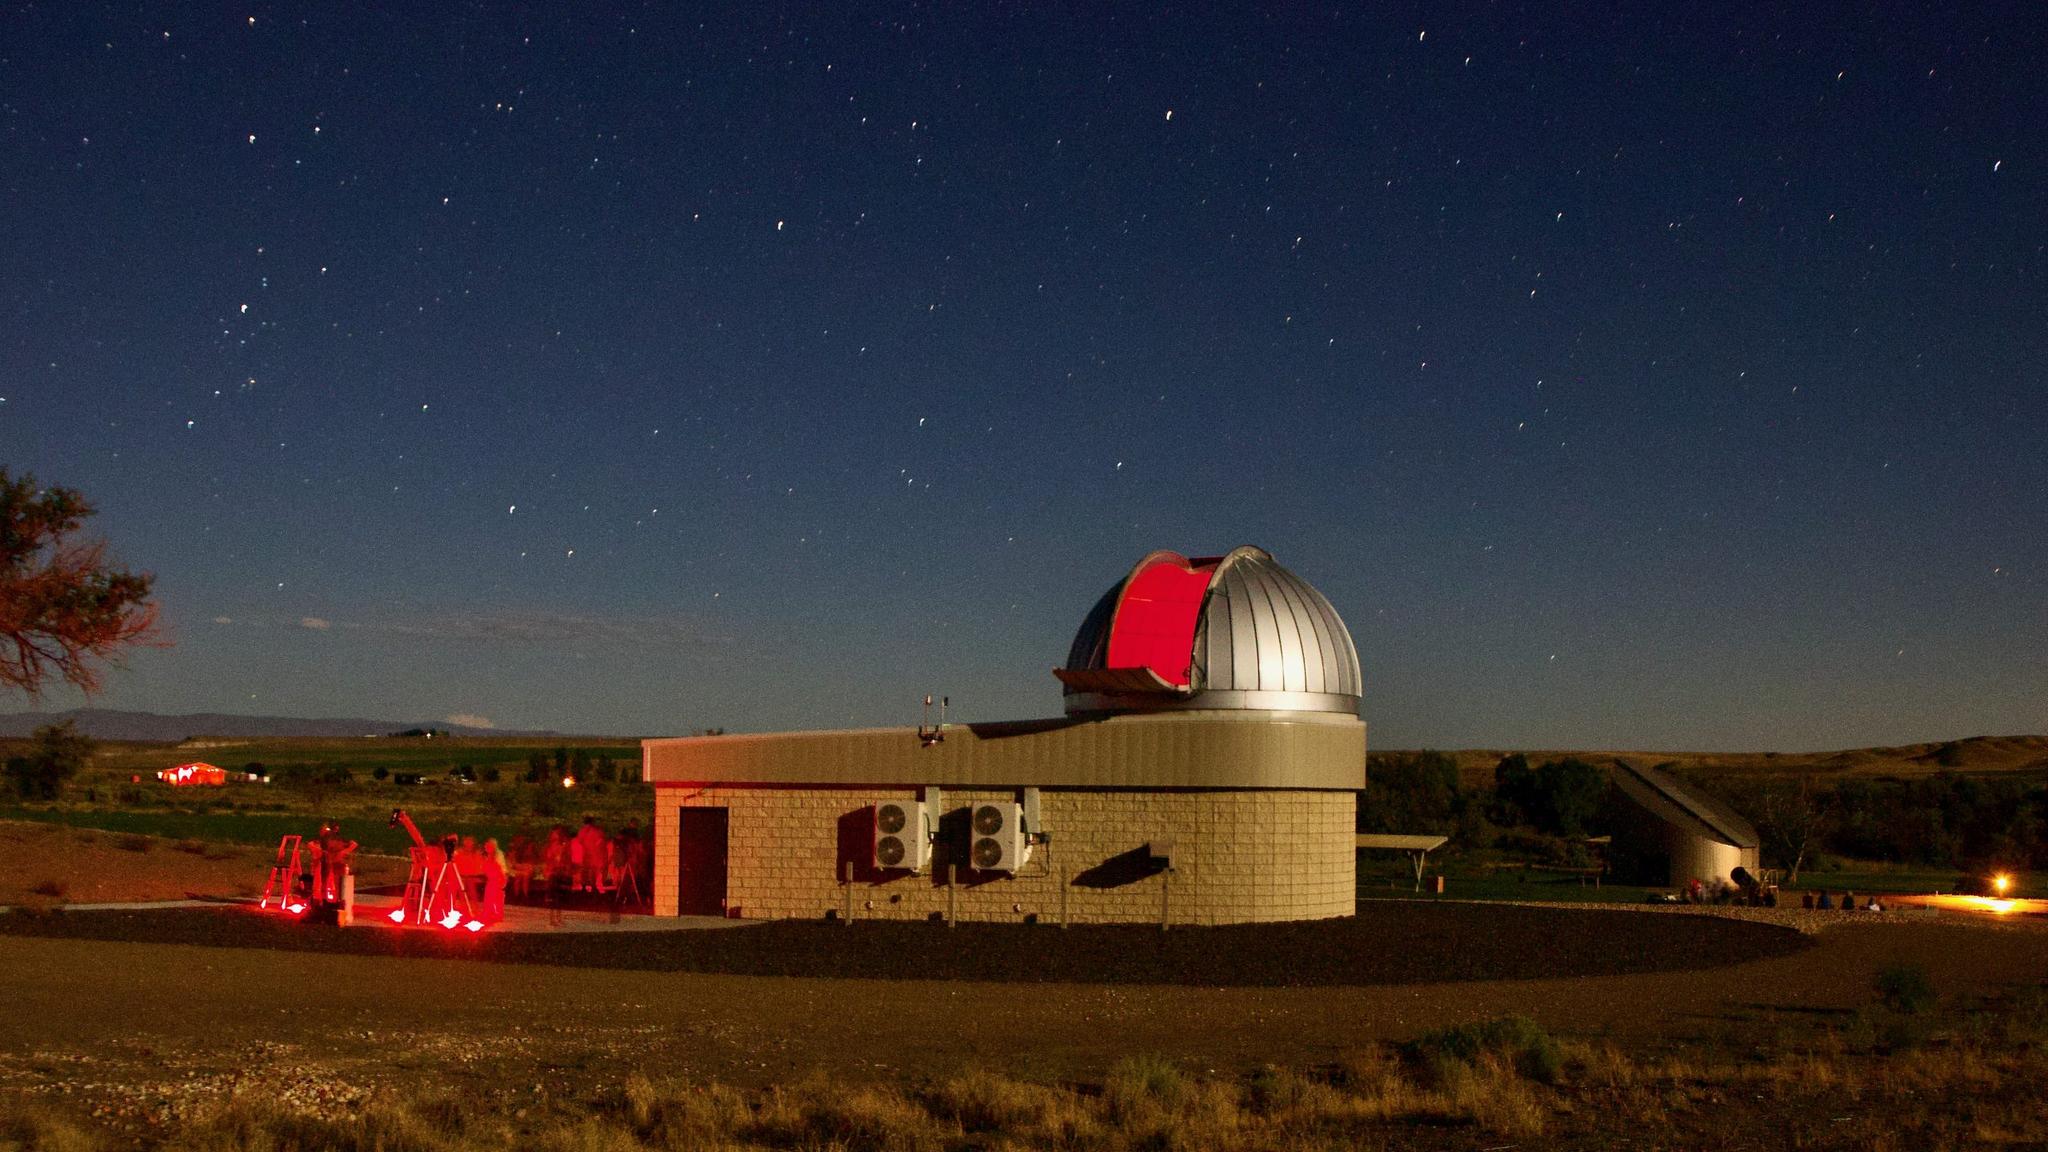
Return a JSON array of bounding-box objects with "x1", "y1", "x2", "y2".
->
[
  {"x1": 4, "y1": 720, "x2": 94, "y2": 799},
  {"x1": 1, "y1": 470, "x2": 159, "y2": 696}
]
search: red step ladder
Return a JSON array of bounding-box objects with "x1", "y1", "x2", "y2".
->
[{"x1": 260, "y1": 834, "x2": 306, "y2": 911}]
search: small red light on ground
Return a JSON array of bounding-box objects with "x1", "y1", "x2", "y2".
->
[
  {"x1": 464, "y1": 920, "x2": 484, "y2": 932},
  {"x1": 388, "y1": 909, "x2": 406, "y2": 923},
  {"x1": 286, "y1": 903, "x2": 305, "y2": 914},
  {"x1": 439, "y1": 910, "x2": 463, "y2": 929}
]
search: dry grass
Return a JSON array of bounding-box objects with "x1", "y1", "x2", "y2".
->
[
  {"x1": 0, "y1": 1099, "x2": 102, "y2": 1152},
  {"x1": 8, "y1": 997, "x2": 2048, "y2": 1151}
]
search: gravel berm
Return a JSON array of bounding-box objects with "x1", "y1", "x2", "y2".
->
[{"x1": 0, "y1": 900, "x2": 1807, "y2": 985}]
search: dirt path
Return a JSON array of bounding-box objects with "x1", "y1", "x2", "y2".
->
[{"x1": 1, "y1": 914, "x2": 2041, "y2": 1095}]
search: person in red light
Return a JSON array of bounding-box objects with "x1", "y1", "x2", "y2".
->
[
  {"x1": 543, "y1": 825, "x2": 569, "y2": 901},
  {"x1": 455, "y1": 836, "x2": 483, "y2": 902},
  {"x1": 317, "y1": 824, "x2": 357, "y2": 905},
  {"x1": 508, "y1": 831, "x2": 534, "y2": 903},
  {"x1": 575, "y1": 817, "x2": 606, "y2": 893},
  {"x1": 304, "y1": 827, "x2": 326, "y2": 903},
  {"x1": 480, "y1": 837, "x2": 507, "y2": 922}
]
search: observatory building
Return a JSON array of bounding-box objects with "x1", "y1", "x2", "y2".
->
[{"x1": 642, "y1": 546, "x2": 1367, "y2": 925}]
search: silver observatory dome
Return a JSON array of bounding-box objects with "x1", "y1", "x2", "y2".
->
[{"x1": 1054, "y1": 546, "x2": 1361, "y2": 716}]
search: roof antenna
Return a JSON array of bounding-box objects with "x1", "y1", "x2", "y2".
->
[{"x1": 918, "y1": 694, "x2": 948, "y2": 747}]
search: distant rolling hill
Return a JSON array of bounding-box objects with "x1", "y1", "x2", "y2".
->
[
  {"x1": 1438, "y1": 735, "x2": 2048, "y2": 791},
  {"x1": 0, "y1": 708, "x2": 567, "y2": 742}
]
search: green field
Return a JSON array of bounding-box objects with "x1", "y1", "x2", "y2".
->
[
  {"x1": 4, "y1": 734, "x2": 653, "y2": 855},
  {"x1": 71, "y1": 734, "x2": 642, "y2": 779},
  {"x1": 0, "y1": 804, "x2": 611, "y2": 857}
]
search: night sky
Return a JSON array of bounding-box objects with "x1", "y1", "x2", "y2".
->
[{"x1": 4, "y1": 5, "x2": 2043, "y2": 749}]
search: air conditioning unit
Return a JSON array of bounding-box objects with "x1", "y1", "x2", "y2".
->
[
  {"x1": 873, "y1": 798, "x2": 929, "y2": 871},
  {"x1": 968, "y1": 801, "x2": 1028, "y2": 872}
]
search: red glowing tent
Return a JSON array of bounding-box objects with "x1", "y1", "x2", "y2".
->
[{"x1": 158, "y1": 762, "x2": 228, "y2": 786}]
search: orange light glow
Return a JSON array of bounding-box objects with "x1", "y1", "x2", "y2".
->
[
  {"x1": 561, "y1": 775, "x2": 577, "y2": 789},
  {"x1": 1993, "y1": 873, "x2": 2012, "y2": 895},
  {"x1": 1903, "y1": 893, "x2": 2030, "y2": 916}
]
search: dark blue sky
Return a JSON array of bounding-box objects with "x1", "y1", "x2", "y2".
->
[{"x1": 4, "y1": 4, "x2": 2043, "y2": 748}]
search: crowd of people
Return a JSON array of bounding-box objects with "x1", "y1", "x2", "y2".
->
[
  {"x1": 434, "y1": 818, "x2": 653, "y2": 921},
  {"x1": 302, "y1": 815, "x2": 653, "y2": 926},
  {"x1": 505, "y1": 817, "x2": 651, "y2": 909},
  {"x1": 1802, "y1": 890, "x2": 1885, "y2": 912}
]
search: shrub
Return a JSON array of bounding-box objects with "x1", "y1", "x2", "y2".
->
[
  {"x1": 114, "y1": 833, "x2": 153, "y2": 853},
  {"x1": 373, "y1": 766, "x2": 389, "y2": 781},
  {"x1": 750, "y1": 1075, "x2": 937, "y2": 1152},
  {"x1": 530, "y1": 785, "x2": 559, "y2": 819},
  {"x1": 3, "y1": 721, "x2": 93, "y2": 800},
  {"x1": 1408, "y1": 1015, "x2": 1563, "y2": 1085},
  {"x1": 930, "y1": 1067, "x2": 1076, "y2": 1135},
  {"x1": 1245, "y1": 1063, "x2": 1314, "y2": 1114},
  {"x1": 1876, "y1": 962, "x2": 1937, "y2": 1015},
  {"x1": 0, "y1": 1098, "x2": 102, "y2": 1151},
  {"x1": 30, "y1": 878, "x2": 67, "y2": 898},
  {"x1": 622, "y1": 1073, "x2": 752, "y2": 1147},
  {"x1": 1103, "y1": 1052, "x2": 1190, "y2": 1122},
  {"x1": 174, "y1": 839, "x2": 209, "y2": 855}
]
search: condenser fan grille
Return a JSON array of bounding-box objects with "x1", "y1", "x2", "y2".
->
[
  {"x1": 971, "y1": 837, "x2": 1005, "y2": 870},
  {"x1": 972, "y1": 804, "x2": 1005, "y2": 835},
  {"x1": 876, "y1": 836, "x2": 906, "y2": 867},
  {"x1": 876, "y1": 803, "x2": 908, "y2": 834}
]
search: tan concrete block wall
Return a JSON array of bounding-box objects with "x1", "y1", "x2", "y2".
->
[{"x1": 651, "y1": 784, "x2": 1354, "y2": 925}]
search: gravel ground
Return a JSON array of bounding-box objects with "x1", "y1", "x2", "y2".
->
[{"x1": 0, "y1": 904, "x2": 2043, "y2": 1144}]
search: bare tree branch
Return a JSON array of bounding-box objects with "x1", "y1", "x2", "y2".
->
[{"x1": 0, "y1": 469, "x2": 163, "y2": 697}]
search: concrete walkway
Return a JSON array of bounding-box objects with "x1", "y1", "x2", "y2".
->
[
  {"x1": 2, "y1": 896, "x2": 753, "y2": 934},
  {"x1": 341, "y1": 892, "x2": 753, "y2": 934}
]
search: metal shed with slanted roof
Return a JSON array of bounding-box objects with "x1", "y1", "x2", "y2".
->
[{"x1": 1605, "y1": 759, "x2": 1761, "y2": 886}]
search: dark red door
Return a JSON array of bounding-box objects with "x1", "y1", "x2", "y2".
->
[{"x1": 677, "y1": 808, "x2": 729, "y2": 916}]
